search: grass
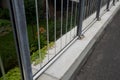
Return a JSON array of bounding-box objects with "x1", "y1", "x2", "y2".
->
[
  {"x1": 0, "y1": 30, "x2": 19, "y2": 77},
  {"x1": 0, "y1": 19, "x2": 11, "y2": 28},
  {"x1": 0, "y1": 67, "x2": 21, "y2": 80},
  {"x1": 31, "y1": 42, "x2": 54, "y2": 65}
]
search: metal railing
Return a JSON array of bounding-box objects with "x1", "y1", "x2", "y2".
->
[{"x1": 0, "y1": 0, "x2": 119, "y2": 80}]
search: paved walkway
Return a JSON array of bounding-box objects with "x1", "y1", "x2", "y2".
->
[{"x1": 74, "y1": 10, "x2": 120, "y2": 80}]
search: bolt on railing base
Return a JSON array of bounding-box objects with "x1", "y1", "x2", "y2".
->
[
  {"x1": 78, "y1": 34, "x2": 85, "y2": 40},
  {"x1": 107, "y1": 9, "x2": 110, "y2": 11},
  {"x1": 97, "y1": 17, "x2": 101, "y2": 21}
]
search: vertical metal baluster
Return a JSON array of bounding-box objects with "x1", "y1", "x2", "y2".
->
[
  {"x1": 96, "y1": 0, "x2": 102, "y2": 20},
  {"x1": 83, "y1": 0, "x2": 87, "y2": 19},
  {"x1": 86, "y1": 0, "x2": 89, "y2": 17},
  {"x1": 77, "y1": 0, "x2": 85, "y2": 38},
  {"x1": 91, "y1": 0, "x2": 94, "y2": 15},
  {"x1": 113, "y1": 0, "x2": 115, "y2": 5},
  {"x1": 89, "y1": 0, "x2": 93, "y2": 16},
  {"x1": 83, "y1": 0, "x2": 87, "y2": 21},
  {"x1": 54, "y1": 0, "x2": 57, "y2": 54},
  {"x1": 46, "y1": 0, "x2": 50, "y2": 60},
  {"x1": 74, "y1": 2, "x2": 78, "y2": 37},
  {"x1": 96, "y1": 0, "x2": 98, "y2": 10},
  {"x1": 86, "y1": 0, "x2": 89, "y2": 18},
  {"x1": 70, "y1": 1, "x2": 74, "y2": 40},
  {"x1": 72, "y1": 2, "x2": 75, "y2": 39},
  {"x1": 86, "y1": 0, "x2": 88, "y2": 17},
  {"x1": 106, "y1": 0, "x2": 111, "y2": 11},
  {"x1": 65, "y1": 0, "x2": 69, "y2": 45},
  {"x1": 35, "y1": 0, "x2": 42, "y2": 68},
  {"x1": 89, "y1": 0, "x2": 93, "y2": 15},
  {"x1": 90, "y1": 0, "x2": 93, "y2": 14},
  {"x1": 95, "y1": 0, "x2": 98, "y2": 12},
  {"x1": 84, "y1": 0, "x2": 86, "y2": 19},
  {"x1": 60, "y1": 0, "x2": 63, "y2": 49},
  {"x1": 92, "y1": 0, "x2": 95, "y2": 13},
  {"x1": 0, "y1": 56, "x2": 6, "y2": 80},
  {"x1": 90, "y1": 0, "x2": 94, "y2": 15},
  {"x1": 88, "y1": 0, "x2": 91, "y2": 17},
  {"x1": 94, "y1": 0, "x2": 97, "y2": 12}
]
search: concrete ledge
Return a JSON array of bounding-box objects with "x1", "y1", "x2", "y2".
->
[{"x1": 37, "y1": 2, "x2": 120, "y2": 80}]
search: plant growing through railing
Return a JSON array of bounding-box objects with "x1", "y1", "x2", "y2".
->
[
  {"x1": 31, "y1": 42, "x2": 55, "y2": 65},
  {"x1": 29, "y1": 26, "x2": 55, "y2": 65},
  {"x1": 0, "y1": 67, "x2": 21, "y2": 80},
  {"x1": 30, "y1": 27, "x2": 47, "y2": 53}
]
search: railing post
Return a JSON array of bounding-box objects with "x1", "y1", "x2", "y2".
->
[
  {"x1": 96, "y1": 0, "x2": 102, "y2": 21},
  {"x1": 106, "y1": 0, "x2": 111, "y2": 11},
  {"x1": 113, "y1": 0, "x2": 115, "y2": 6},
  {"x1": 77, "y1": 0, "x2": 85, "y2": 39},
  {"x1": 7, "y1": 0, "x2": 33, "y2": 80}
]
